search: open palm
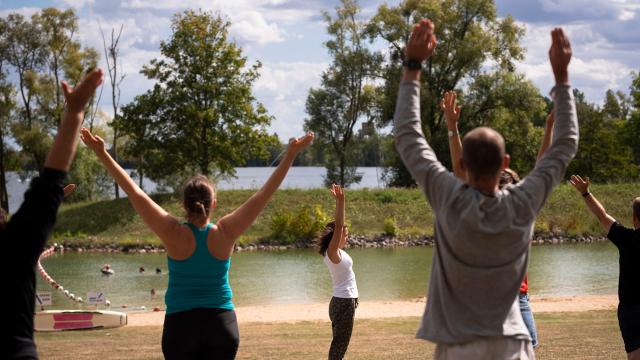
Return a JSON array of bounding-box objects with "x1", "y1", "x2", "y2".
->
[
  {"x1": 80, "y1": 128, "x2": 106, "y2": 153},
  {"x1": 62, "y1": 69, "x2": 104, "y2": 113}
]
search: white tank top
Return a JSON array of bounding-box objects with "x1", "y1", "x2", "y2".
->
[{"x1": 324, "y1": 249, "x2": 359, "y2": 298}]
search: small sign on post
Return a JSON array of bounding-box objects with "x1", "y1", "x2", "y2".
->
[
  {"x1": 36, "y1": 292, "x2": 52, "y2": 306},
  {"x1": 87, "y1": 291, "x2": 106, "y2": 305}
]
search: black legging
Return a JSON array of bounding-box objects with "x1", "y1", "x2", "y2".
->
[{"x1": 162, "y1": 308, "x2": 239, "y2": 359}]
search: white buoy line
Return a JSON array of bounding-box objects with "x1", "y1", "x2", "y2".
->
[{"x1": 37, "y1": 244, "x2": 111, "y2": 307}]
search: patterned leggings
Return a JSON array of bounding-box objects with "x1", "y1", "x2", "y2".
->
[{"x1": 328, "y1": 296, "x2": 358, "y2": 360}]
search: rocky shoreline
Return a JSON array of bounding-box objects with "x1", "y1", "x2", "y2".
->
[{"x1": 56, "y1": 233, "x2": 609, "y2": 253}]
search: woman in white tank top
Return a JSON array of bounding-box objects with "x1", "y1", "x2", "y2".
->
[{"x1": 317, "y1": 184, "x2": 358, "y2": 360}]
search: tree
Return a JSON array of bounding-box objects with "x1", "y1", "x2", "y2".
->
[
  {"x1": 304, "y1": 0, "x2": 383, "y2": 187},
  {"x1": 119, "y1": 10, "x2": 272, "y2": 184},
  {"x1": 0, "y1": 22, "x2": 15, "y2": 211},
  {"x1": 3, "y1": 13, "x2": 45, "y2": 129},
  {"x1": 367, "y1": 0, "x2": 525, "y2": 186},
  {"x1": 2, "y1": 9, "x2": 98, "y2": 172},
  {"x1": 462, "y1": 71, "x2": 548, "y2": 174},
  {"x1": 116, "y1": 89, "x2": 164, "y2": 189},
  {"x1": 33, "y1": 8, "x2": 78, "y2": 127},
  {"x1": 100, "y1": 23, "x2": 125, "y2": 199},
  {"x1": 625, "y1": 72, "x2": 640, "y2": 166},
  {"x1": 568, "y1": 89, "x2": 638, "y2": 181}
]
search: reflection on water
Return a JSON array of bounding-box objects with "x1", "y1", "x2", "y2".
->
[{"x1": 37, "y1": 242, "x2": 619, "y2": 310}]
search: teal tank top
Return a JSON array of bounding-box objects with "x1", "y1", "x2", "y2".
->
[{"x1": 165, "y1": 223, "x2": 233, "y2": 314}]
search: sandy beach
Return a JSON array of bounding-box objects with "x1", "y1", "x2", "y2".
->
[{"x1": 127, "y1": 294, "x2": 618, "y2": 327}]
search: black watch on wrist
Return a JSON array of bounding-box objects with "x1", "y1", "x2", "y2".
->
[{"x1": 402, "y1": 58, "x2": 422, "y2": 70}]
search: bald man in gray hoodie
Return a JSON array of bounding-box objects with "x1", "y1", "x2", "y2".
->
[{"x1": 394, "y1": 19, "x2": 577, "y2": 359}]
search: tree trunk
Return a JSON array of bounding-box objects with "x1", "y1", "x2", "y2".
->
[
  {"x1": 0, "y1": 135, "x2": 9, "y2": 212},
  {"x1": 339, "y1": 153, "x2": 346, "y2": 187},
  {"x1": 138, "y1": 155, "x2": 144, "y2": 190}
]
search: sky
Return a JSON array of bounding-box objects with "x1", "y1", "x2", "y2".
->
[{"x1": 1, "y1": 0, "x2": 639, "y2": 141}]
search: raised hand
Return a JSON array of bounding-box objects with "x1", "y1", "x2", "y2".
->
[
  {"x1": 440, "y1": 91, "x2": 461, "y2": 129},
  {"x1": 406, "y1": 19, "x2": 437, "y2": 62},
  {"x1": 62, "y1": 68, "x2": 104, "y2": 113},
  {"x1": 79, "y1": 127, "x2": 106, "y2": 154},
  {"x1": 330, "y1": 184, "x2": 345, "y2": 203},
  {"x1": 569, "y1": 174, "x2": 590, "y2": 195},
  {"x1": 63, "y1": 184, "x2": 76, "y2": 198},
  {"x1": 287, "y1": 132, "x2": 315, "y2": 155},
  {"x1": 549, "y1": 28, "x2": 572, "y2": 84}
]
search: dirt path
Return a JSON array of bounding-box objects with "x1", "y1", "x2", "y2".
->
[{"x1": 127, "y1": 294, "x2": 618, "y2": 327}]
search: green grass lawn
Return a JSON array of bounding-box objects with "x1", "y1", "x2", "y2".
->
[
  {"x1": 36, "y1": 310, "x2": 625, "y2": 359},
  {"x1": 51, "y1": 183, "x2": 640, "y2": 248}
]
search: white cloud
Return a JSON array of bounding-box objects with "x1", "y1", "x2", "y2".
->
[
  {"x1": 254, "y1": 61, "x2": 328, "y2": 139},
  {"x1": 0, "y1": 7, "x2": 40, "y2": 18},
  {"x1": 516, "y1": 21, "x2": 636, "y2": 103},
  {"x1": 230, "y1": 11, "x2": 286, "y2": 45},
  {"x1": 55, "y1": 0, "x2": 95, "y2": 9}
]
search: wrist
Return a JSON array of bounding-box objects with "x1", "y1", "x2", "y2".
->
[
  {"x1": 553, "y1": 71, "x2": 569, "y2": 85},
  {"x1": 402, "y1": 68, "x2": 420, "y2": 82},
  {"x1": 582, "y1": 191, "x2": 591, "y2": 198}
]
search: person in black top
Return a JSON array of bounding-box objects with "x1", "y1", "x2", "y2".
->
[
  {"x1": 570, "y1": 174, "x2": 640, "y2": 360},
  {"x1": 3, "y1": 68, "x2": 103, "y2": 360}
]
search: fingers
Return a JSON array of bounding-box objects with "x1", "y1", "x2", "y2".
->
[
  {"x1": 409, "y1": 24, "x2": 419, "y2": 45},
  {"x1": 63, "y1": 184, "x2": 76, "y2": 197},
  {"x1": 427, "y1": 33, "x2": 437, "y2": 53},
  {"x1": 61, "y1": 81, "x2": 71, "y2": 99}
]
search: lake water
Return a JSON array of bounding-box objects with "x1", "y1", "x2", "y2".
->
[
  {"x1": 36, "y1": 242, "x2": 619, "y2": 311},
  {"x1": 7, "y1": 167, "x2": 384, "y2": 213}
]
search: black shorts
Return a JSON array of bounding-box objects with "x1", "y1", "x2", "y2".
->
[
  {"x1": 162, "y1": 308, "x2": 239, "y2": 360},
  {"x1": 618, "y1": 303, "x2": 640, "y2": 353}
]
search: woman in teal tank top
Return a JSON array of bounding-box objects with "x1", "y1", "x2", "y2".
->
[{"x1": 80, "y1": 127, "x2": 314, "y2": 359}]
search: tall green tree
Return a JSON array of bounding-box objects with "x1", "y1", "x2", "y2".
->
[
  {"x1": 116, "y1": 89, "x2": 165, "y2": 189},
  {"x1": 304, "y1": 0, "x2": 383, "y2": 187},
  {"x1": 3, "y1": 13, "x2": 45, "y2": 129},
  {"x1": 462, "y1": 71, "x2": 548, "y2": 174},
  {"x1": 0, "y1": 22, "x2": 15, "y2": 211},
  {"x1": 367, "y1": 0, "x2": 526, "y2": 186},
  {"x1": 120, "y1": 10, "x2": 272, "y2": 183},
  {"x1": 568, "y1": 89, "x2": 638, "y2": 181},
  {"x1": 625, "y1": 72, "x2": 640, "y2": 166},
  {"x1": 2, "y1": 9, "x2": 98, "y2": 172}
]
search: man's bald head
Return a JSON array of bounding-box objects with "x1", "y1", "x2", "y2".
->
[{"x1": 462, "y1": 127, "x2": 507, "y2": 182}]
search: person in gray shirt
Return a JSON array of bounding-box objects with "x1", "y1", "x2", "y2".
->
[{"x1": 394, "y1": 19, "x2": 577, "y2": 359}]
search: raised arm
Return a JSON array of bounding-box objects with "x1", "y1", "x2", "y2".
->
[
  {"x1": 394, "y1": 20, "x2": 458, "y2": 209},
  {"x1": 80, "y1": 128, "x2": 182, "y2": 246},
  {"x1": 215, "y1": 132, "x2": 314, "y2": 255},
  {"x1": 569, "y1": 175, "x2": 616, "y2": 232},
  {"x1": 327, "y1": 184, "x2": 345, "y2": 264},
  {"x1": 9, "y1": 70, "x2": 103, "y2": 264},
  {"x1": 441, "y1": 91, "x2": 466, "y2": 180},
  {"x1": 515, "y1": 28, "x2": 578, "y2": 213},
  {"x1": 536, "y1": 111, "x2": 555, "y2": 162},
  {"x1": 45, "y1": 70, "x2": 103, "y2": 172}
]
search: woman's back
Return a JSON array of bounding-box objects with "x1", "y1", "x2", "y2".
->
[{"x1": 165, "y1": 223, "x2": 233, "y2": 314}]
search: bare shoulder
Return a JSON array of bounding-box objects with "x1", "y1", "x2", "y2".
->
[{"x1": 164, "y1": 223, "x2": 196, "y2": 260}]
